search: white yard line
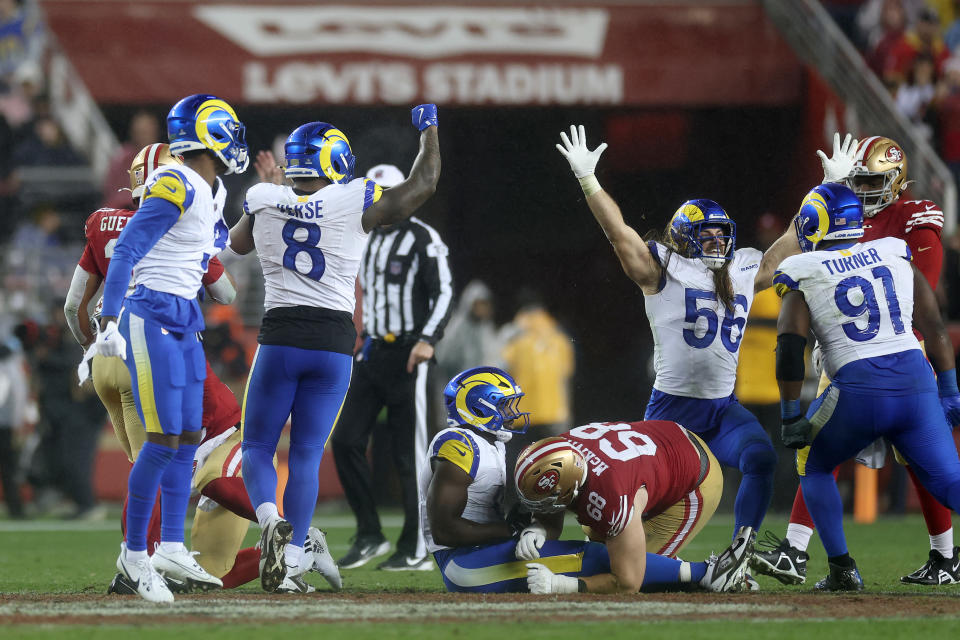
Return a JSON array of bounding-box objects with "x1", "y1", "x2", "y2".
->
[{"x1": 0, "y1": 515, "x2": 405, "y2": 533}]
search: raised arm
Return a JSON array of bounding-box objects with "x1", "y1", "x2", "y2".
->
[
  {"x1": 361, "y1": 105, "x2": 441, "y2": 232},
  {"x1": 556, "y1": 126, "x2": 661, "y2": 293},
  {"x1": 755, "y1": 224, "x2": 801, "y2": 293}
]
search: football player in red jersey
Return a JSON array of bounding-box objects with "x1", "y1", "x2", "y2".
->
[
  {"x1": 752, "y1": 133, "x2": 956, "y2": 587},
  {"x1": 66, "y1": 146, "x2": 340, "y2": 594},
  {"x1": 514, "y1": 421, "x2": 754, "y2": 594}
]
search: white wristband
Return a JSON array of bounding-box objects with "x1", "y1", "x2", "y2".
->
[
  {"x1": 578, "y1": 174, "x2": 602, "y2": 197},
  {"x1": 553, "y1": 573, "x2": 580, "y2": 594}
]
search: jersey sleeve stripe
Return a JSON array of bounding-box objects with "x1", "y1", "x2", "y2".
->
[
  {"x1": 431, "y1": 429, "x2": 479, "y2": 478},
  {"x1": 772, "y1": 270, "x2": 800, "y2": 297},
  {"x1": 362, "y1": 179, "x2": 383, "y2": 211}
]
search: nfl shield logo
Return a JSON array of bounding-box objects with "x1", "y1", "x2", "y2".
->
[{"x1": 389, "y1": 260, "x2": 403, "y2": 275}]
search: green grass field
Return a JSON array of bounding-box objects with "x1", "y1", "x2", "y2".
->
[{"x1": 2, "y1": 510, "x2": 960, "y2": 638}]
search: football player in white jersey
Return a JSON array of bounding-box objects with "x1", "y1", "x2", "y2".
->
[
  {"x1": 773, "y1": 182, "x2": 960, "y2": 590},
  {"x1": 555, "y1": 125, "x2": 799, "y2": 554},
  {"x1": 92, "y1": 94, "x2": 248, "y2": 603},
  {"x1": 229, "y1": 104, "x2": 441, "y2": 592}
]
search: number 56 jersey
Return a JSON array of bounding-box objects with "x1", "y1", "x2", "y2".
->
[
  {"x1": 244, "y1": 178, "x2": 382, "y2": 313},
  {"x1": 644, "y1": 243, "x2": 763, "y2": 399},
  {"x1": 773, "y1": 237, "x2": 924, "y2": 386}
]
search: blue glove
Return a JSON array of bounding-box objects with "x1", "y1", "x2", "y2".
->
[
  {"x1": 412, "y1": 104, "x2": 438, "y2": 131},
  {"x1": 937, "y1": 369, "x2": 960, "y2": 427}
]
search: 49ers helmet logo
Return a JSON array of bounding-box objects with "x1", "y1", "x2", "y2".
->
[
  {"x1": 885, "y1": 146, "x2": 903, "y2": 162},
  {"x1": 536, "y1": 470, "x2": 560, "y2": 493}
]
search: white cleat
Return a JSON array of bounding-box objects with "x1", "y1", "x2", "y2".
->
[
  {"x1": 258, "y1": 518, "x2": 294, "y2": 592},
  {"x1": 116, "y1": 542, "x2": 174, "y2": 604},
  {"x1": 151, "y1": 544, "x2": 223, "y2": 592},
  {"x1": 305, "y1": 527, "x2": 342, "y2": 590},
  {"x1": 700, "y1": 526, "x2": 755, "y2": 592},
  {"x1": 275, "y1": 571, "x2": 316, "y2": 594}
]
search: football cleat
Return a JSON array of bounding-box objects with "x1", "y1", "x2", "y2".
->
[
  {"x1": 116, "y1": 542, "x2": 174, "y2": 604},
  {"x1": 275, "y1": 571, "x2": 316, "y2": 594},
  {"x1": 750, "y1": 531, "x2": 809, "y2": 585},
  {"x1": 305, "y1": 527, "x2": 342, "y2": 590},
  {"x1": 106, "y1": 572, "x2": 137, "y2": 596},
  {"x1": 377, "y1": 552, "x2": 435, "y2": 572},
  {"x1": 151, "y1": 545, "x2": 223, "y2": 592},
  {"x1": 337, "y1": 534, "x2": 391, "y2": 569},
  {"x1": 700, "y1": 526, "x2": 754, "y2": 592},
  {"x1": 814, "y1": 559, "x2": 864, "y2": 592},
  {"x1": 901, "y1": 547, "x2": 960, "y2": 586},
  {"x1": 258, "y1": 518, "x2": 294, "y2": 592}
]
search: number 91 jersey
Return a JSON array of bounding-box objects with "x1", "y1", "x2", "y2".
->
[
  {"x1": 773, "y1": 237, "x2": 920, "y2": 379},
  {"x1": 563, "y1": 420, "x2": 704, "y2": 538},
  {"x1": 244, "y1": 178, "x2": 381, "y2": 313},
  {"x1": 644, "y1": 243, "x2": 763, "y2": 399}
]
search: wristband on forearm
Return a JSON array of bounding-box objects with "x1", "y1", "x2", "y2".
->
[
  {"x1": 780, "y1": 398, "x2": 802, "y2": 421},
  {"x1": 937, "y1": 369, "x2": 959, "y2": 397},
  {"x1": 578, "y1": 174, "x2": 602, "y2": 196}
]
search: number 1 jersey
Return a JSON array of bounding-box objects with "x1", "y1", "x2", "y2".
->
[
  {"x1": 644, "y1": 243, "x2": 763, "y2": 399},
  {"x1": 244, "y1": 178, "x2": 381, "y2": 314},
  {"x1": 773, "y1": 237, "x2": 924, "y2": 386}
]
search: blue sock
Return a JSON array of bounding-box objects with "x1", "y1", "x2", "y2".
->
[
  {"x1": 159, "y1": 441, "x2": 197, "y2": 544},
  {"x1": 800, "y1": 472, "x2": 848, "y2": 557},
  {"x1": 640, "y1": 553, "x2": 683, "y2": 588},
  {"x1": 283, "y1": 444, "x2": 324, "y2": 547},
  {"x1": 126, "y1": 441, "x2": 176, "y2": 552},
  {"x1": 241, "y1": 442, "x2": 279, "y2": 513},
  {"x1": 689, "y1": 561, "x2": 707, "y2": 582}
]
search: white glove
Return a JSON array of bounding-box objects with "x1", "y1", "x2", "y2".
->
[
  {"x1": 817, "y1": 132, "x2": 858, "y2": 184},
  {"x1": 95, "y1": 320, "x2": 127, "y2": 359},
  {"x1": 515, "y1": 523, "x2": 547, "y2": 561},
  {"x1": 556, "y1": 125, "x2": 607, "y2": 178},
  {"x1": 811, "y1": 340, "x2": 824, "y2": 378},
  {"x1": 526, "y1": 563, "x2": 579, "y2": 594}
]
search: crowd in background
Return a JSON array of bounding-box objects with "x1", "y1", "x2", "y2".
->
[{"x1": 1, "y1": 0, "x2": 960, "y2": 521}]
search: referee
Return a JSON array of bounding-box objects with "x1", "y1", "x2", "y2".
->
[{"x1": 333, "y1": 164, "x2": 453, "y2": 571}]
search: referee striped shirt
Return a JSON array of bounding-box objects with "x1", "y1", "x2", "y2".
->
[{"x1": 359, "y1": 216, "x2": 453, "y2": 345}]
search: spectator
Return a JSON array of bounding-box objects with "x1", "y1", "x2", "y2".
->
[
  {"x1": 101, "y1": 111, "x2": 161, "y2": 209},
  {"x1": 10, "y1": 203, "x2": 61, "y2": 248},
  {"x1": 936, "y1": 56, "x2": 960, "y2": 189},
  {"x1": 946, "y1": 0, "x2": 960, "y2": 52},
  {"x1": 895, "y1": 53, "x2": 938, "y2": 137},
  {"x1": 884, "y1": 6, "x2": 951, "y2": 87},
  {"x1": 436, "y1": 280, "x2": 502, "y2": 384},
  {"x1": 0, "y1": 328, "x2": 27, "y2": 518},
  {"x1": 499, "y1": 292, "x2": 574, "y2": 504},
  {"x1": 0, "y1": 0, "x2": 44, "y2": 93},
  {"x1": 11, "y1": 114, "x2": 82, "y2": 167}
]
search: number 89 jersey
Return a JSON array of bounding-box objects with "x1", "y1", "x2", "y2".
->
[
  {"x1": 644, "y1": 243, "x2": 763, "y2": 399},
  {"x1": 243, "y1": 178, "x2": 381, "y2": 313},
  {"x1": 563, "y1": 420, "x2": 705, "y2": 538},
  {"x1": 773, "y1": 237, "x2": 921, "y2": 380}
]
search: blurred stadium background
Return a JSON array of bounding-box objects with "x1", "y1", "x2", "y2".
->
[{"x1": 0, "y1": 0, "x2": 959, "y2": 524}]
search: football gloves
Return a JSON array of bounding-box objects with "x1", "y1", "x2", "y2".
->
[
  {"x1": 817, "y1": 132, "x2": 858, "y2": 184},
  {"x1": 556, "y1": 125, "x2": 607, "y2": 179},
  {"x1": 526, "y1": 563, "x2": 578, "y2": 594},
  {"x1": 782, "y1": 415, "x2": 813, "y2": 450},
  {"x1": 412, "y1": 104, "x2": 438, "y2": 131},
  {"x1": 96, "y1": 320, "x2": 127, "y2": 359},
  {"x1": 515, "y1": 523, "x2": 547, "y2": 561}
]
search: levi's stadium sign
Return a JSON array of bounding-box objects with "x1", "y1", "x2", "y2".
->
[{"x1": 41, "y1": 2, "x2": 800, "y2": 106}]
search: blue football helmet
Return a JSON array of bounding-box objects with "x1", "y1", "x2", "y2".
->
[
  {"x1": 444, "y1": 366, "x2": 530, "y2": 439},
  {"x1": 668, "y1": 199, "x2": 736, "y2": 270},
  {"x1": 794, "y1": 183, "x2": 864, "y2": 252},
  {"x1": 167, "y1": 94, "x2": 248, "y2": 175},
  {"x1": 284, "y1": 122, "x2": 356, "y2": 184}
]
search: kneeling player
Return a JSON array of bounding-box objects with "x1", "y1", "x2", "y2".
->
[
  {"x1": 423, "y1": 367, "x2": 750, "y2": 593},
  {"x1": 515, "y1": 420, "x2": 753, "y2": 594}
]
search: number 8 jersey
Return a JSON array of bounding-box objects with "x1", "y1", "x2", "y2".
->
[
  {"x1": 773, "y1": 237, "x2": 922, "y2": 381},
  {"x1": 243, "y1": 178, "x2": 382, "y2": 313},
  {"x1": 644, "y1": 242, "x2": 763, "y2": 399}
]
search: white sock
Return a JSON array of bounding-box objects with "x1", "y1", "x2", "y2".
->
[
  {"x1": 930, "y1": 529, "x2": 954, "y2": 558},
  {"x1": 255, "y1": 503, "x2": 280, "y2": 530},
  {"x1": 785, "y1": 524, "x2": 814, "y2": 552},
  {"x1": 125, "y1": 548, "x2": 148, "y2": 563},
  {"x1": 678, "y1": 561, "x2": 692, "y2": 583},
  {"x1": 159, "y1": 541, "x2": 186, "y2": 554},
  {"x1": 285, "y1": 544, "x2": 304, "y2": 574}
]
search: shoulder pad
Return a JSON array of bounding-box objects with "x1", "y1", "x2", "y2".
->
[
  {"x1": 431, "y1": 428, "x2": 481, "y2": 478},
  {"x1": 143, "y1": 168, "x2": 195, "y2": 214}
]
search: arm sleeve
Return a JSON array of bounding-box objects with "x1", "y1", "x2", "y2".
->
[
  {"x1": 64, "y1": 266, "x2": 92, "y2": 345},
  {"x1": 100, "y1": 197, "x2": 181, "y2": 319},
  {"x1": 202, "y1": 255, "x2": 225, "y2": 286},
  {"x1": 905, "y1": 227, "x2": 943, "y2": 291},
  {"x1": 417, "y1": 232, "x2": 454, "y2": 345}
]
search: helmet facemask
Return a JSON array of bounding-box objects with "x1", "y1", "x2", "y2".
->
[
  {"x1": 846, "y1": 137, "x2": 907, "y2": 217},
  {"x1": 694, "y1": 222, "x2": 735, "y2": 271},
  {"x1": 514, "y1": 438, "x2": 588, "y2": 514},
  {"x1": 443, "y1": 366, "x2": 531, "y2": 442}
]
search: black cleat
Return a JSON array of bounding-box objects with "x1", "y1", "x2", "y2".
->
[
  {"x1": 901, "y1": 547, "x2": 960, "y2": 585},
  {"x1": 814, "y1": 559, "x2": 864, "y2": 592},
  {"x1": 336, "y1": 535, "x2": 391, "y2": 569},
  {"x1": 750, "y1": 531, "x2": 809, "y2": 585}
]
